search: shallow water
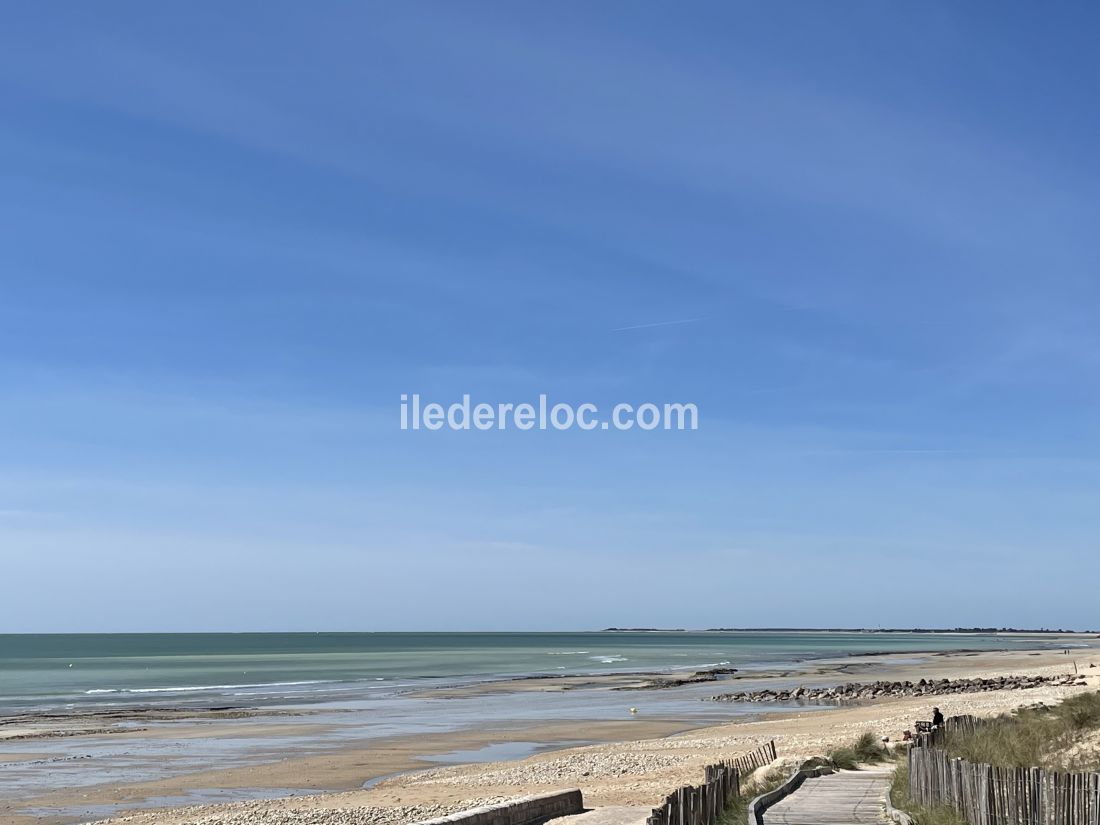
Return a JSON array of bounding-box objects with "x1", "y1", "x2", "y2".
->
[{"x1": 0, "y1": 630, "x2": 1069, "y2": 714}]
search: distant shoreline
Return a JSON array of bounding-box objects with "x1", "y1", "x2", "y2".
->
[
  {"x1": 4, "y1": 628, "x2": 1099, "y2": 637},
  {"x1": 603, "y1": 628, "x2": 1100, "y2": 634}
]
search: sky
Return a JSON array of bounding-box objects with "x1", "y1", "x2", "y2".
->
[{"x1": 2, "y1": 3, "x2": 1098, "y2": 632}]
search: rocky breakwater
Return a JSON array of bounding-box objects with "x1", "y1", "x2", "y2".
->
[
  {"x1": 709, "y1": 674, "x2": 1087, "y2": 704},
  {"x1": 617, "y1": 667, "x2": 739, "y2": 691}
]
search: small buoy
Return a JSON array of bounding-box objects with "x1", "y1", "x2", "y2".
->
[
  {"x1": 68, "y1": 663, "x2": 73, "y2": 668},
  {"x1": 629, "y1": 707, "x2": 638, "y2": 714}
]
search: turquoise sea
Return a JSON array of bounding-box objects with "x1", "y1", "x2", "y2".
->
[{"x1": 0, "y1": 630, "x2": 1079, "y2": 715}]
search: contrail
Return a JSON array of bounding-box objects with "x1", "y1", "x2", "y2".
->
[{"x1": 611, "y1": 317, "x2": 703, "y2": 332}]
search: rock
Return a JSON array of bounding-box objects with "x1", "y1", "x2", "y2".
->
[{"x1": 707, "y1": 673, "x2": 1080, "y2": 704}]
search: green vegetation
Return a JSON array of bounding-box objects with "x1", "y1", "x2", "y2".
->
[
  {"x1": 827, "y1": 731, "x2": 888, "y2": 769},
  {"x1": 943, "y1": 691, "x2": 1100, "y2": 772}
]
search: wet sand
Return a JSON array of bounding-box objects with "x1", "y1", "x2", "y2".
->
[{"x1": 0, "y1": 719, "x2": 699, "y2": 825}]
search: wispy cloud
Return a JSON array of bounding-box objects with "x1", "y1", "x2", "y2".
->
[{"x1": 611, "y1": 317, "x2": 702, "y2": 332}]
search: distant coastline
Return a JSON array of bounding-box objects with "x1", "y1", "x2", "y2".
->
[{"x1": 603, "y1": 627, "x2": 1098, "y2": 634}]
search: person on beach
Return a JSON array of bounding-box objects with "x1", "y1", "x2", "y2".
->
[{"x1": 932, "y1": 707, "x2": 944, "y2": 728}]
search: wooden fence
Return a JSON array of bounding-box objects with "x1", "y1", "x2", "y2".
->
[
  {"x1": 908, "y1": 716, "x2": 1100, "y2": 825},
  {"x1": 646, "y1": 740, "x2": 777, "y2": 825},
  {"x1": 913, "y1": 714, "x2": 985, "y2": 749}
]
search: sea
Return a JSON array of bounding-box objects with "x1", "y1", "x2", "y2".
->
[{"x1": 0, "y1": 630, "x2": 1080, "y2": 715}]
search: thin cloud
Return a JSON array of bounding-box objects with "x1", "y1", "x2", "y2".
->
[{"x1": 611, "y1": 317, "x2": 702, "y2": 332}]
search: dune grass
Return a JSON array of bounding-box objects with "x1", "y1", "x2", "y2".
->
[
  {"x1": 942, "y1": 691, "x2": 1100, "y2": 771},
  {"x1": 828, "y1": 731, "x2": 888, "y2": 769}
]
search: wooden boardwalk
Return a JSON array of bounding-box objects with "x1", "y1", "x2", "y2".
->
[
  {"x1": 555, "y1": 806, "x2": 652, "y2": 825},
  {"x1": 763, "y1": 768, "x2": 893, "y2": 825}
]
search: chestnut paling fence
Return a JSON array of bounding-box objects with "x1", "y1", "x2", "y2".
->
[
  {"x1": 645, "y1": 740, "x2": 778, "y2": 825},
  {"x1": 908, "y1": 715, "x2": 1100, "y2": 825}
]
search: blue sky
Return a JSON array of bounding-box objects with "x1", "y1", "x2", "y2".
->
[{"x1": 2, "y1": 3, "x2": 1098, "y2": 632}]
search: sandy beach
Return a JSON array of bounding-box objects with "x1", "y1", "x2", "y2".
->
[{"x1": 3, "y1": 641, "x2": 1098, "y2": 825}]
